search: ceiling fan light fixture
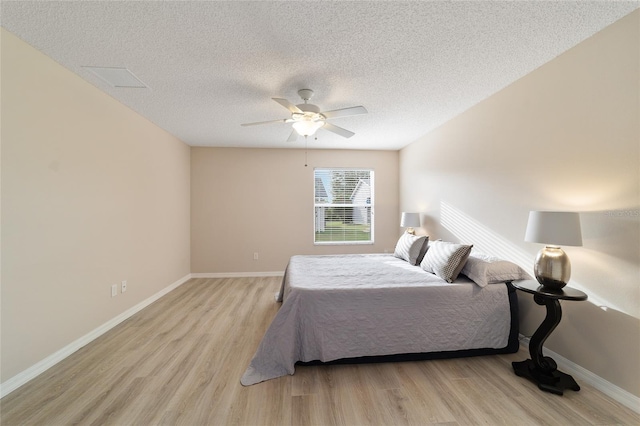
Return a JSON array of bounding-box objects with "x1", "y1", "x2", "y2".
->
[
  {"x1": 241, "y1": 88, "x2": 367, "y2": 141},
  {"x1": 292, "y1": 118, "x2": 325, "y2": 136}
]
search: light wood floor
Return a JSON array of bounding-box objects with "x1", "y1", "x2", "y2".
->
[{"x1": 1, "y1": 277, "x2": 638, "y2": 425}]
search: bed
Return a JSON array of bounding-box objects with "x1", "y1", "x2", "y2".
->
[{"x1": 241, "y1": 238, "x2": 528, "y2": 386}]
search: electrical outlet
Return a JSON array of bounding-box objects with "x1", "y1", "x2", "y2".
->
[
  {"x1": 253, "y1": 252, "x2": 259, "y2": 260},
  {"x1": 111, "y1": 284, "x2": 117, "y2": 297},
  {"x1": 121, "y1": 280, "x2": 127, "y2": 293}
]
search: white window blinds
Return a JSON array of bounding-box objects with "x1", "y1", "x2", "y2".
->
[{"x1": 314, "y1": 168, "x2": 374, "y2": 244}]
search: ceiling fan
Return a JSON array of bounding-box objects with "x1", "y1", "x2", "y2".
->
[{"x1": 241, "y1": 89, "x2": 368, "y2": 142}]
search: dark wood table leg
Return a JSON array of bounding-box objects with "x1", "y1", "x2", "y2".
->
[{"x1": 512, "y1": 294, "x2": 581, "y2": 395}]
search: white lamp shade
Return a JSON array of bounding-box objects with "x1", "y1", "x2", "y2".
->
[
  {"x1": 400, "y1": 212, "x2": 420, "y2": 228},
  {"x1": 525, "y1": 211, "x2": 582, "y2": 247}
]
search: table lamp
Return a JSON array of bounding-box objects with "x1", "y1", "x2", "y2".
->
[
  {"x1": 401, "y1": 212, "x2": 420, "y2": 235},
  {"x1": 524, "y1": 211, "x2": 582, "y2": 290}
]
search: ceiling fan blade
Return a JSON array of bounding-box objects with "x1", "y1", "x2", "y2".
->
[
  {"x1": 321, "y1": 106, "x2": 368, "y2": 119},
  {"x1": 273, "y1": 98, "x2": 303, "y2": 114},
  {"x1": 322, "y1": 122, "x2": 355, "y2": 138},
  {"x1": 286, "y1": 129, "x2": 298, "y2": 142},
  {"x1": 241, "y1": 118, "x2": 292, "y2": 127}
]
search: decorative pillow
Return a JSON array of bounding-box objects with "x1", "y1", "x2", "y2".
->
[
  {"x1": 420, "y1": 241, "x2": 473, "y2": 282},
  {"x1": 394, "y1": 233, "x2": 429, "y2": 265},
  {"x1": 415, "y1": 237, "x2": 430, "y2": 265},
  {"x1": 461, "y1": 251, "x2": 532, "y2": 287}
]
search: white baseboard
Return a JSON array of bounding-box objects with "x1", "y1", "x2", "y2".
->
[
  {"x1": 190, "y1": 271, "x2": 284, "y2": 278},
  {"x1": 518, "y1": 335, "x2": 640, "y2": 414},
  {"x1": 0, "y1": 273, "x2": 192, "y2": 399}
]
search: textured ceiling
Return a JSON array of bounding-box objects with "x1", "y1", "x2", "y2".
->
[{"x1": 1, "y1": 1, "x2": 638, "y2": 150}]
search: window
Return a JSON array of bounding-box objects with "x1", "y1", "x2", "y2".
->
[{"x1": 314, "y1": 168, "x2": 374, "y2": 244}]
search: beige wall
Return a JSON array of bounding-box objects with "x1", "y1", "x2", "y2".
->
[
  {"x1": 399, "y1": 11, "x2": 639, "y2": 397},
  {"x1": 1, "y1": 30, "x2": 191, "y2": 381},
  {"x1": 191, "y1": 147, "x2": 399, "y2": 273}
]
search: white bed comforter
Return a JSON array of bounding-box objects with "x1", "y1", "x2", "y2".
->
[{"x1": 240, "y1": 254, "x2": 512, "y2": 386}]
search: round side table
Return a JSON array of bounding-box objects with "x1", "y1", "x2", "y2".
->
[{"x1": 511, "y1": 279, "x2": 587, "y2": 395}]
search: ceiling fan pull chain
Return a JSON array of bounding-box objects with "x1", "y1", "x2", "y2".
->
[{"x1": 304, "y1": 136, "x2": 308, "y2": 167}]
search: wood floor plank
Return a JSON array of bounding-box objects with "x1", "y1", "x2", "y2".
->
[
  {"x1": 291, "y1": 364, "x2": 321, "y2": 397},
  {"x1": 393, "y1": 361, "x2": 458, "y2": 424},
  {"x1": 2, "y1": 276, "x2": 638, "y2": 426}
]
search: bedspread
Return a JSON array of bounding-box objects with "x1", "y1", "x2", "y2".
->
[{"x1": 241, "y1": 254, "x2": 512, "y2": 386}]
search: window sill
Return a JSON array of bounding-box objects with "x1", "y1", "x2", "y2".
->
[{"x1": 314, "y1": 241, "x2": 375, "y2": 246}]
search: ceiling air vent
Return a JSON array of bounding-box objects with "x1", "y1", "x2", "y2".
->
[{"x1": 82, "y1": 66, "x2": 148, "y2": 89}]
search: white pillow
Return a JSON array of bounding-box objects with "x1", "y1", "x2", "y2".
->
[
  {"x1": 461, "y1": 252, "x2": 532, "y2": 287},
  {"x1": 420, "y1": 240, "x2": 473, "y2": 282},
  {"x1": 394, "y1": 233, "x2": 428, "y2": 266}
]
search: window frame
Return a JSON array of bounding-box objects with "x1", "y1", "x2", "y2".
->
[{"x1": 313, "y1": 168, "x2": 375, "y2": 245}]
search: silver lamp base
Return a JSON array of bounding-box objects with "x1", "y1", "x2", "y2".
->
[{"x1": 534, "y1": 246, "x2": 571, "y2": 290}]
